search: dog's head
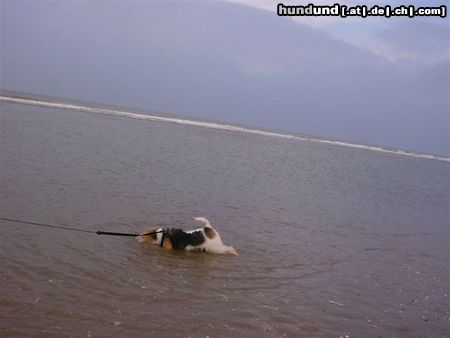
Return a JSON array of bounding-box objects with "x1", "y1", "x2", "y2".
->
[{"x1": 138, "y1": 226, "x2": 159, "y2": 244}]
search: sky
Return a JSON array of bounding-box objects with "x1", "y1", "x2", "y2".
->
[{"x1": 1, "y1": 0, "x2": 449, "y2": 156}]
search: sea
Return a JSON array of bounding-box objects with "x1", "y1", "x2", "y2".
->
[{"x1": 0, "y1": 96, "x2": 449, "y2": 337}]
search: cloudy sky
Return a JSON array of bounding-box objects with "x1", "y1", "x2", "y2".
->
[{"x1": 1, "y1": 1, "x2": 449, "y2": 155}]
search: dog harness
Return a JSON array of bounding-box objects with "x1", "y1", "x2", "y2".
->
[{"x1": 159, "y1": 228, "x2": 205, "y2": 250}]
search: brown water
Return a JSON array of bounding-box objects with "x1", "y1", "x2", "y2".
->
[{"x1": 1, "y1": 101, "x2": 449, "y2": 337}]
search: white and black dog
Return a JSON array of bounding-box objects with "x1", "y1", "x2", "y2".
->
[{"x1": 138, "y1": 217, "x2": 237, "y2": 255}]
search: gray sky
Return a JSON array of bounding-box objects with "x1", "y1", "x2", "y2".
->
[{"x1": 1, "y1": 1, "x2": 449, "y2": 155}]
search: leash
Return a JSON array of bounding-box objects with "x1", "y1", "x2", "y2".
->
[{"x1": 0, "y1": 217, "x2": 164, "y2": 237}]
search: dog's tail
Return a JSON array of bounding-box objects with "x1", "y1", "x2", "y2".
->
[{"x1": 194, "y1": 217, "x2": 213, "y2": 228}]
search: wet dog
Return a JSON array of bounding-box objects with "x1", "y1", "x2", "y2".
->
[{"x1": 138, "y1": 217, "x2": 237, "y2": 255}]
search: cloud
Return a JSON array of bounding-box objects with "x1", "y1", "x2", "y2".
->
[
  {"x1": 375, "y1": 20, "x2": 450, "y2": 63},
  {"x1": 227, "y1": 0, "x2": 450, "y2": 64}
]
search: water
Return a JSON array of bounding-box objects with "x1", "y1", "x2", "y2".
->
[{"x1": 0, "y1": 100, "x2": 449, "y2": 337}]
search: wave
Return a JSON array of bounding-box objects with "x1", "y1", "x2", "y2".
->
[{"x1": 1, "y1": 95, "x2": 449, "y2": 162}]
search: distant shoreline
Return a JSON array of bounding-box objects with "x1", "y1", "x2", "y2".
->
[{"x1": 1, "y1": 93, "x2": 449, "y2": 163}]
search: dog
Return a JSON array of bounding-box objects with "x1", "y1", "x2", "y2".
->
[{"x1": 138, "y1": 217, "x2": 237, "y2": 255}]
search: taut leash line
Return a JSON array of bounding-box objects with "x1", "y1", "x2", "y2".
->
[{"x1": 0, "y1": 217, "x2": 163, "y2": 237}]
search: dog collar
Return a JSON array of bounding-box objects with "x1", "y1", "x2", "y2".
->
[{"x1": 159, "y1": 229, "x2": 167, "y2": 247}]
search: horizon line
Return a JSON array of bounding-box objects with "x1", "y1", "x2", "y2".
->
[{"x1": 1, "y1": 95, "x2": 448, "y2": 163}]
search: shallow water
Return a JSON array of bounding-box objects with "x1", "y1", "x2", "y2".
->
[{"x1": 0, "y1": 101, "x2": 449, "y2": 337}]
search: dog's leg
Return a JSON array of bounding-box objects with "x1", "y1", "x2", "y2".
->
[
  {"x1": 226, "y1": 246, "x2": 238, "y2": 255},
  {"x1": 210, "y1": 245, "x2": 238, "y2": 255}
]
